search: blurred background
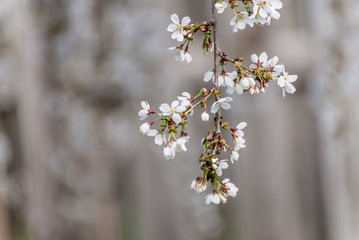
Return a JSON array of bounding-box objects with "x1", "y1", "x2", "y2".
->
[{"x1": 0, "y1": 0, "x2": 359, "y2": 239}]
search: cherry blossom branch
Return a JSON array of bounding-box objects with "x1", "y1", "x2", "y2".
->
[{"x1": 139, "y1": 0, "x2": 297, "y2": 205}]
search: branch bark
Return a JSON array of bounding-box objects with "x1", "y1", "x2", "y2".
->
[{"x1": 211, "y1": 0, "x2": 222, "y2": 137}]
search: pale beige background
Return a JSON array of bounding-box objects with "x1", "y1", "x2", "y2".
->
[{"x1": 0, "y1": 0, "x2": 358, "y2": 240}]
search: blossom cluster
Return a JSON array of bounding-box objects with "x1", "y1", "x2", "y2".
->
[
  {"x1": 139, "y1": 92, "x2": 195, "y2": 160},
  {"x1": 204, "y1": 52, "x2": 297, "y2": 97},
  {"x1": 221, "y1": 0, "x2": 283, "y2": 32},
  {"x1": 139, "y1": 91, "x2": 245, "y2": 204},
  {"x1": 139, "y1": 0, "x2": 296, "y2": 205},
  {"x1": 167, "y1": 13, "x2": 216, "y2": 62},
  {"x1": 166, "y1": 1, "x2": 283, "y2": 64}
]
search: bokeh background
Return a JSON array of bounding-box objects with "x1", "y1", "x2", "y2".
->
[{"x1": 0, "y1": 0, "x2": 359, "y2": 239}]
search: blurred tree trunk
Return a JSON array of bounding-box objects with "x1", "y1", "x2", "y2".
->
[
  {"x1": 312, "y1": 0, "x2": 359, "y2": 239},
  {"x1": 11, "y1": 1, "x2": 56, "y2": 239},
  {"x1": 0, "y1": 197, "x2": 11, "y2": 240},
  {"x1": 2, "y1": 0, "x2": 121, "y2": 239}
]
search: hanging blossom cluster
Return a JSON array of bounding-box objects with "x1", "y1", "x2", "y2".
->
[{"x1": 139, "y1": 0, "x2": 297, "y2": 205}]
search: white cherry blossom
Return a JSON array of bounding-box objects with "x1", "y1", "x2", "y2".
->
[
  {"x1": 215, "y1": 1, "x2": 228, "y2": 14},
  {"x1": 226, "y1": 73, "x2": 254, "y2": 95},
  {"x1": 222, "y1": 178, "x2": 239, "y2": 198},
  {"x1": 277, "y1": 64, "x2": 297, "y2": 97},
  {"x1": 263, "y1": 55, "x2": 278, "y2": 69},
  {"x1": 163, "y1": 142, "x2": 177, "y2": 160},
  {"x1": 140, "y1": 122, "x2": 151, "y2": 135},
  {"x1": 234, "y1": 136, "x2": 246, "y2": 151},
  {"x1": 167, "y1": 14, "x2": 191, "y2": 42},
  {"x1": 205, "y1": 191, "x2": 227, "y2": 204},
  {"x1": 201, "y1": 110, "x2": 209, "y2": 121},
  {"x1": 167, "y1": 47, "x2": 185, "y2": 62},
  {"x1": 183, "y1": 51, "x2": 193, "y2": 63},
  {"x1": 154, "y1": 132, "x2": 166, "y2": 146},
  {"x1": 146, "y1": 129, "x2": 158, "y2": 137},
  {"x1": 218, "y1": 71, "x2": 235, "y2": 87},
  {"x1": 216, "y1": 159, "x2": 229, "y2": 176},
  {"x1": 230, "y1": 12, "x2": 255, "y2": 32},
  {"x1": 167, "y1": 48, "x2": 192, "y2": 64},
  {"x1": 251, "y1": 0, "x2": 281, "y2": 22},
  {"x1": 176, "y1": 136, "x2": 189, "y2": 152},
  {"x1": 230, "y1": 150, "x2": 239, "y2": 164},
  {"x1": 159, "y1": 100, "x2": 186, "y2": 124},
  {"x1": 234, "y1": 122, "x2": 247, "y2": 137},
  {"x1": 178, "y1": 92, "x2": 191, "y2": 107},
  {"x1": 210, "y1": 97, "x2": 233, "y2": 114},
  {"x1": 251, "y1": 52, "x2": 269, "y2": 67},
  {"x1": 191, "y1": 177, "x2": 208, "y2": 193},
  {"x1": 138, "y1": 101, "x2": 151, "y2": 120}
]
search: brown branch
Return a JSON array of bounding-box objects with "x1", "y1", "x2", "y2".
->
[
  {"x1": 211, "y1": 0, "x2": 222, "y2": 137},
  {"x1": 218, "y1": 51, "x2": 254, "y2": 73},
  {"x1": 184, "y1": 87, "x2": 215, "y2": 115}
]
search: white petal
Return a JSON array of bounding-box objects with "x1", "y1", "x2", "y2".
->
[
  {"x1": 224, "y1": 97, "x2": 233, "y2": 102},
  {"x1": 270, "y1": 9, "x2": 280, "y2": 19},
  {"x1": 138, "y1": 109, "x2": 148, "y2": 120},
  {"x1": 167, "y1": 23, "x2": 177, "y2": 32},
  {"x1": 271, "y1": 0, "x2": 283, "y2": 9},
  {"x1": 259, "y1": 7, "x2": 267, "y2": 18},
  {"x1": 259, "y1": 52, "x2": 268, "y2": 63},
  {"x1": 183, "y1": 52, "x2": 192, "y2": 63},
  {"x1": 219, "y1": 194, "x2": 227, "y2": 203},
  {"x1": 221, "y1": 102, "x2": 231, "y2": 110},
  {"x1": 226, "y1": 86, "x2": 236, "y2": 95},
  {"x1": 235, "y1": 85, "x2": 244, "y2": 94},
  {"x1": 182, "y1": 92, "x2": 191, "y2": 98},
  {"x1": 155, "y1": 134, "x2": 163, "y2": 145},
  {"x1": 241, "y1": 78, "x2": 250, "y2": 89},
  {"x1": 230, "y1": 15, "x2": 238, "y2": 26},
  {"x1": 285, "y1": 82, "x2": 296, "y2": 94},
  {"x1": 170, "y1": 14, "x2": 179, "y2": 24},
  {"x1": 139, "y1": 123, "x2": 150, "y2": 135},
  {"x1": 212, "y1": 195, "x2": 220, "y2": 204},
  {"x1": 181, "y1": 16, "x2": 191, "y2": 26},
  {"x1": 146, "y1": 129, "x2": 158, "y2": 137},
  {"x1": 175, "y1": 105, "x2": 186, "y2": 112},
  {"x1": 218, "y1": 75, "x2": 225, "y2": 86},
  {"x1": 230, "y1": 151, "x2": 239, "y2": 163},
  {"x1": 251, "y1": 4, "x2": 259, "y2": 17},
  {"x1": 236, "y1": 21, "x2": 246, "y2": 30},
  {"x1": 251, "y1": 54, "x2": 258, "y2": 63},
  {"x1": 159, "y1": 103, "x2": 171, "y2": 113},
  {"x1": 277, "y1": 77, "x2": 285, "y2": 87},
  {"x1": 181, "y1": 100, "x2": 190, "y2": 107},
  {"x1": 201, "y1": 111, "x2": 209, "y2": 121},
  {"x1": 171, "y1": 31, "x2": 180, "y2": 40},
  {"x1": 171, "y1": 100, "x2": 179, "y2": 109},
  {"x1": 236, "y1": 122, "x2": 247, "y2": 129},
  {"x1": 141, "y1": 101, "x2": 150, "y2": 110},
  {"x1": 205, "y1": 194, "x2": 212, "y2": 205},
  {"x1": 203, "y1": 70, "x2": 214, "y2": 82},
  {"x1": 211, "y1": 102, "x2": 219, "y2": 114},
  {"x1": 217, "y1": 168, "x2": 223, "y2": 176},
  {"x1": 225, "y1": 76, "x2": 234, "y2": 87},
  {"x1": 222, "y1": 178, "x2": 230, "y2": 183},
  {"x1": 172, "y1": 113, "x2": 182, "y2": 124},
  {"x1": 287, "y1": 75, "x2": 298, "y2": 83}
]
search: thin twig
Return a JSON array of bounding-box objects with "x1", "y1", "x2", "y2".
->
[{"x1": 184, "y1": 87, "x2": 215, "y2": 115}]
